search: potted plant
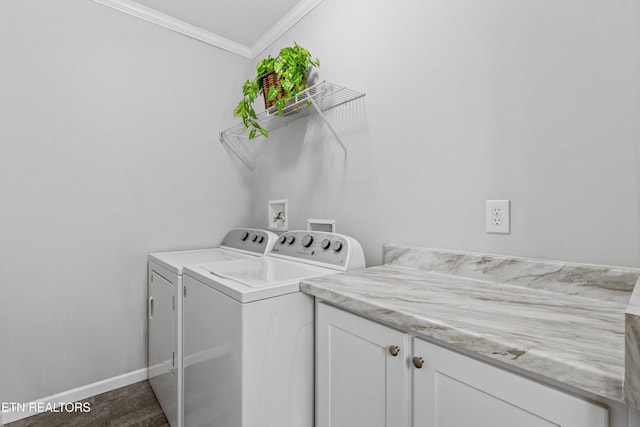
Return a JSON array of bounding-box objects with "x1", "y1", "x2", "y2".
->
[{"x1": 233, "y1": 43, "x2": 320, "y2": 139}]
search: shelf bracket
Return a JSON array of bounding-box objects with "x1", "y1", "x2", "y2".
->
[
  {"x1": 309, "y1": 98, "x2": 347, "y2": 157},
  {"x1": 219, "y1": 132, "x2": 257, "y2": 171}
]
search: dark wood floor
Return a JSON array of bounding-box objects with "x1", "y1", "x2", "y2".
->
[{"x1": 6, "y1": 381, "x2": 169, "y2": 427}]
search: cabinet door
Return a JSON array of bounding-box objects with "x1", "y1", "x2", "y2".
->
[
  {"x1": 412, "y1": 338, "x2": 608, "y2": 427},
  {"x1": 316, "y1": 302, "x2": 409, "y2": 427}
]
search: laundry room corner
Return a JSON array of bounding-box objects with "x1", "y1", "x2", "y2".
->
[{"x1": 0, "y1": 0, "x2": 253, "y2": 412}]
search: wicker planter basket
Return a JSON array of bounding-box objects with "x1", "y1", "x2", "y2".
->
[{"x1": 260, "y1": 71, "x2": 307, "y2": 109}]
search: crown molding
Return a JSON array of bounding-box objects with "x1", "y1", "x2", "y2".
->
[
  {"x1": 92, "y1": 0, "x2": 252, "y2": 58},
  {"x1": 249, "y1": 0, "x2": 323, "y2": 58}
]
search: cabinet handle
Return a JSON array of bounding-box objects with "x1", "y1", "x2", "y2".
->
[
  {"x1": 388, "y1": 345, "x2": 400, "y2": 357},
  {"x1": 148, "y1": 297, "x2": 154, "y2": 319},
  {"x1": 412, "y1": 356, "x2": 424, "y2": 369}
]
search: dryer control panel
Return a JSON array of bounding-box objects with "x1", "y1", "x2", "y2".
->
[
  {"x1": 220, "y1": 228, "x2": 277, "y2": 255},
  {"x1": 269, "y1": 231, "x2": 366, "y2": 271}
]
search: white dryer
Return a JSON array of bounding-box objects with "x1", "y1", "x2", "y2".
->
[
  {"x1": 182, "y1": 230, "x2": 365, "y2": 427},
  {"x1": 148, "y1": 228, "x2": 277, "y2": 427}
]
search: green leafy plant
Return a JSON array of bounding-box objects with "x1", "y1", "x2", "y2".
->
[{"x1": 233, "y1": 43, "x2": 320, "y2": 139}]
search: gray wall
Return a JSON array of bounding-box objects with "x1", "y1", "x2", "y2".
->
[
  {"x1": 0, "y1": 0, "x2": 251, "y2": 403},
  {"x1": 248, "y1": 0, "x2": 640, "y2": 268}
]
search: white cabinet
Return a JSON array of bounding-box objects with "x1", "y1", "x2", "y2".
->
[
  {"x1": 316, "y1": 302, "x2": 409, "y2": 427},
  {"x1": 412, "y1": 338, "x2": 608, "y2": 427},
  {"x1": 316, "y1": 302, "x2": 609, "y2": 427}
]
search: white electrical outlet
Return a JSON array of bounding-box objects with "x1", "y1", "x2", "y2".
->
[{"x1": 486, "y1": 200, "x2": 510, "y2": 234}]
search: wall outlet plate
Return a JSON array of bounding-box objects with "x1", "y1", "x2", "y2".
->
[
  {"x1": 307, "y1": 219, "x2": 336, "y2": 232},
  {"x1": 486, "y1": 200, "x2": 510, "y2": 234}
]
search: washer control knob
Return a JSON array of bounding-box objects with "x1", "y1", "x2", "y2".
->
[
  {"x1": 320, "y1": 239, "x2": 331, "y2": 250},
  {"x1": 241, "y1": 231, "x2": 250, "y2": 241},
  {"x1": 287, "y1": 235, "x2": 296, "y2": 245},
  {"x1": 278, "y1": 235, "x2": 287, "y2": 245},
  {"x1": 332, "y1": 241, "x2": 343, "y2": 252},
  {"x1": 251, "y1": 234, "x2": 259, "y2": 242},
  {"x1": 257, "y1": 235, "x2": 265, "y2": 243},
  {"x1": 302, "y1": 235, "x2": 314, "y2": 248}
]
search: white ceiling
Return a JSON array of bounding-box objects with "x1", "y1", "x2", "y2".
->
[
  {"x1": 132, "y1": 0, "x2": 303, "y2": 47},
  {"x1": 94, "y1": 0, "x2": 321, "y2": 58}
]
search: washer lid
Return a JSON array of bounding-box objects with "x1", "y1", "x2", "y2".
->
[{"x1": 200, "y1": 257, "x2": 333, "y2": 288}]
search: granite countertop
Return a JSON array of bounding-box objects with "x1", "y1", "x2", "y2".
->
[{"x1": 300, "y1": 245, "x2": 640, "y2": 406}]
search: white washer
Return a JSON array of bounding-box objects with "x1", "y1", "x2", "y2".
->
[
  {"x1": 182, "y1": 230, "x2": 366, "y2": 427},
  {"x1": 148, "y1": 228, "x2": 277, "y2": 427}
]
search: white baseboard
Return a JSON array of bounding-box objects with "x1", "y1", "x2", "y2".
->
[{"x1": 1, "y1": 368, "x2": 148, "y2": 425}]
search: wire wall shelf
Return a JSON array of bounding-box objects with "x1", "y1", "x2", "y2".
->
[{"x1": 219, "y1": 81, "x2": 366, "y2": 171}]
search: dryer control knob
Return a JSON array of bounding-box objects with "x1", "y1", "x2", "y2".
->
[
  {"x1": 251, "y1": 234, "x2": 259, "y2": 242},
  {"x1": 287, "y1": 235, "x2": 296, "y2": 245},
  {"x1": 241, "y1": 231, "x2": 250, "y2": 241},
  {"x1": 302, "y1": 235, "x2": 314, "y2": 248},
  {"x1": 321, "y1": 239, "x2": 331, "y2": 250},
  {"x1": 257, "y1": 235, "x2": 264, "y2": 243},
  {"x1": 332, "y1": 241, "x2": 343, "y2": 252},
  {"x1": 278, "y1": 235, "x2": 287, "y2": 245}
]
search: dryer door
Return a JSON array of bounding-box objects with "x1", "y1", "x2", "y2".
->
[
  {"x1": 149, "y1": 271, "x2": 176, "y2": 377},
  {"x1": 148, "y1": 271, "x2": 178, "y2": 427}
]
